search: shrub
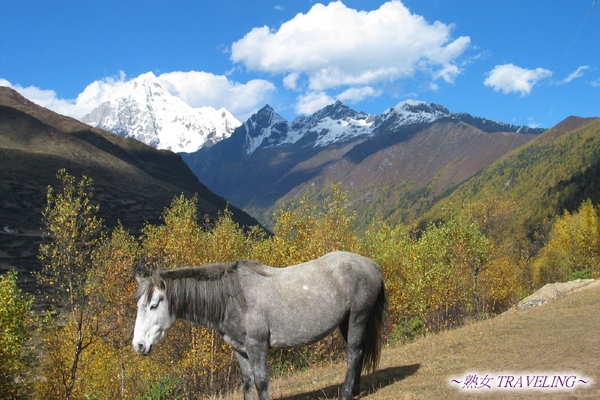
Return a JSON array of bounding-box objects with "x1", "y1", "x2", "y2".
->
[{"x1": 0, "y1": 270, "x2": 34, "y2": 399}]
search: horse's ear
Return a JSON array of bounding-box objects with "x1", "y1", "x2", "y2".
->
[
  {"x1": 151, "y1": 273, "x2": 165, "y2": 290},
  {"x1": 132, "y1": 258, "x2": 153, "y2": 279}
]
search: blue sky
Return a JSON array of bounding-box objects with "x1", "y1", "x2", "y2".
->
[{"x1": 1, "y1": 0, "x2": 598, "y2": 128}]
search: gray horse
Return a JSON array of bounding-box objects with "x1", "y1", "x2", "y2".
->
[{"x1": 132, "y1": 251, "x2": 387, "y2": 400}]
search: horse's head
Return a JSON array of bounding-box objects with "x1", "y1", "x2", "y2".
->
[{"x1": 132, "y1": 274, "x2": 176, "y2": 356}]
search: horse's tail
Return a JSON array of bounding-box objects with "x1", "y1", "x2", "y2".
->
[{"x1": 362, "y1": 281, "x2": 387, "y2": 373}]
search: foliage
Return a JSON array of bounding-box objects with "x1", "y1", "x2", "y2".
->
[
  {"x1": 0, "y1": 271, "x2": 34, "y2": 399},
  {"x1": 140, "y1": 195, "x2": 247, "y2": 397},
  {"x1": 256, "y1": 183, "x2": 359, "y2": 267},
  {"x1": 360, "y1": 219, "x2": 411, "y2": 329},
  {"x1": 403, "y1": 214, "x2": 490, "y2": 331},
  {"x1": 532, "y1": 199, "x2": 600, "y2": 286},
  {"x1": 17, "y1": 167, "x2": 600, "y2": 398}
]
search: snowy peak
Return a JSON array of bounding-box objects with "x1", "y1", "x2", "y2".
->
[
  {"x1": 374, "y1": 100, "x2": 451, "y2": 131},
  {"x1": 241, "y1": 105, "x2": 289, "y2": 154},
  {"x1": 237, "y1": 101, "x2": 376, "y2": 155},
  {"x1": 82, "y1": 72, "x2": 240, "y2": 152},
  {"x1": 312, "y1": 100, "x2": 369, "y2": 121},
  {"x1": 286, "y1": 101, "x2": 374, "y2": 148}
]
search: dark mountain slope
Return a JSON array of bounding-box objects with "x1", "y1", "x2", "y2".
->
[{"x1": 0, "y1": 87, "x2": 262, "y2": 286}]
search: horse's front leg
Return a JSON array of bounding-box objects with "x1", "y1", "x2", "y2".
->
[
  {"x1": 246, "y1": 337, "x2": 270, "y2": 400},
  {"x1": 235, "y1": 350, "x2": 255, "y2": 400}
]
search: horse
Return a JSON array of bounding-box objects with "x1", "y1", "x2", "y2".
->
[{"x1": 132, "y1": 251, "x2": 387, "y2": 400}]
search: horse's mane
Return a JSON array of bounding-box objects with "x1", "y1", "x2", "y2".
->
[{"x1": 145, "y1": 260, "x2": 266, "y2": 325}]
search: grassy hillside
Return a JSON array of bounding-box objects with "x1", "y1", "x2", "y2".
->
[{"x1": 424, "y1": 117, "x2": 600, "y2": 231}]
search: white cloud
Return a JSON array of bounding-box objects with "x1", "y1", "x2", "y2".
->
[
  {"x1": 1, "y1": 78, "x2": 81, "y2": 117},
  {"x1": 283, "y1": 73, "x2": 300, "y2": 90},
  {"x1": 295, "y1": 91, "x2": 335, "y2": 115},
  {"x1": 337, "y1": 86, "x2": 381, "y2": 103},
  {"x1": 2, "y1": 71, "x2": 276, "y2": 121},
  {"x1": 231, "y1": 1, "x2": 470, "y2": 93},
  {"x1": 157, "y1": 71, "x2": 276, "y2": 117},
  {"x1": 484, "y1": 64, "x2": 552, "y2": 96},
  {"x1": 557, "y1": 65, "x2": 589, "y2": 85}
]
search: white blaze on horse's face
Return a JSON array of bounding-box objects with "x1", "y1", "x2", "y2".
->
[{"x1": 132, "y1": 277, "x2": 176, "y2": 356}]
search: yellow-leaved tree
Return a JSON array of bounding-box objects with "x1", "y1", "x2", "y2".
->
[
  {"x1": 533, "y1": 199, "x2": 600, "y2": 285},
  {"x1": 36, "y1": 169, "x2": 104, "y2": 400}
]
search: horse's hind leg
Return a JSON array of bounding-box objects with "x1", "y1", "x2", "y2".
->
[
  {"x1": 235, "y1": 351, "x2": 256, "y2": 400},
  {"x1": 340, "y1": 317, "x2": 367, "y2": 400}
]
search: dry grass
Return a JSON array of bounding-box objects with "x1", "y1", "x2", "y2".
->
[{"x1": 219, "y1": 283, "x2": 599, "y2": 399}]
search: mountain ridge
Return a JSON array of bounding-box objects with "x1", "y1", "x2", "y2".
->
[
  {"x1": 182, "y1": 100, "x2": 544, "y2": 229},
  {"x1": 226, "y1": 100, "x2": 544, "y2": 157},
  {"x1": 78, "y1": 71, "x2": 544, "y2": 156}
]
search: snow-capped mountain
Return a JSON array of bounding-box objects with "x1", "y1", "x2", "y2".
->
[
  {"x1": 286, "y1": 101, "x2": 375, "y2": 148},
  {"x1": 373, "y1": 100, "x2": 452, "y2": 132},
  {"x1": 237, "y1": 101, "x2": 374, "y2": 155},
  {"x1": 241, "y1": 105, "x2": 290, "y2": 155},
  {"x1": 234, "y1": 99, "x2": 543, "y2": 155},
  {"x1": 82, "y1": 72, "x2": 240, "y2": 152}
]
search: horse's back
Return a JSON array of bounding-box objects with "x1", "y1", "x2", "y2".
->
[{"x1": 239, "y1": 251, "x2": 383, "y2": 348}]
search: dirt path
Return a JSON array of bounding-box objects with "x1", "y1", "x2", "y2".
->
[{"x1": 222, "y1": 281, "x2": 599, "y2": 399}]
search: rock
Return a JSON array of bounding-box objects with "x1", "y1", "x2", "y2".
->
[{"x1": 517, "y1": 279, "x2": 600, "y2": 310}]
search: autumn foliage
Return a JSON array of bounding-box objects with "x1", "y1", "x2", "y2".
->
[{"x1": 1, "y1": 170, "x2": 598, "y2": 398}]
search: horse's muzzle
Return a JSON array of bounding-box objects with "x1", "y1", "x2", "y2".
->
[{"x1": 134, "y1": 342, "x2": 152, "y2": 356}]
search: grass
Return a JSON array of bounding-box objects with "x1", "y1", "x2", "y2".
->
[{"x1": 219, "y1": 283, "x2": 599, "y2": 399}]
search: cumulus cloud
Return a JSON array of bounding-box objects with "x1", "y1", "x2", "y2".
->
[
  {"x1": 231, "y1": 0, "x2": 470, "y2": 109},
  {"x1": 484, "y1": 64, "x2": 553, "y2": 96},
  {"x1": 157, "y1": 71, "x2": 276, "y2": 117},
  {"x1": 1, "y1": 71, "x2": 275, "y2": 120}
]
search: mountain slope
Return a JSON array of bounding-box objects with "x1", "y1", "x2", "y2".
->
[
  {"x1": 425, "y1": 116, "x2": 600, "y2": 229},
  {"x1": 182, "y1": 101, "x2": 542, "y2": 228},
  {"x1": 0, "y1": 87, "x2": 262, "y2": 284},
  {"x1": 82, "y1": 72, "x2": 240, "y2": 152}
]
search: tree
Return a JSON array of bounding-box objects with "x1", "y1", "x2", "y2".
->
[
  {"x1": 533, "y1": 199, "x2": 600, "y2": 285},
  {"x1": 0, "y1": 271, "x2": 34, "y2": 399},
  {"x1": 36, "y1": 169, "x2": 104, "y2": 399}
]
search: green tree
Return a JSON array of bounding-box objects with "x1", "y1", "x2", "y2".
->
[
  {"x1": 0, "y1": 271, "x2": 34, "y2": 399},
  {"x1": 36, "y1": 169, "x2": 104, "y2": 400}
]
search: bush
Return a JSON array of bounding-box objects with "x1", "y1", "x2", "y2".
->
[{"x1": 0, "y1": 270, "x2": 34, "y2": 399}]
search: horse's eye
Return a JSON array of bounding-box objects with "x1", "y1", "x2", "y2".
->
[{"x1": 150, "y1": 303, "x2": 159, "y2": 310}]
